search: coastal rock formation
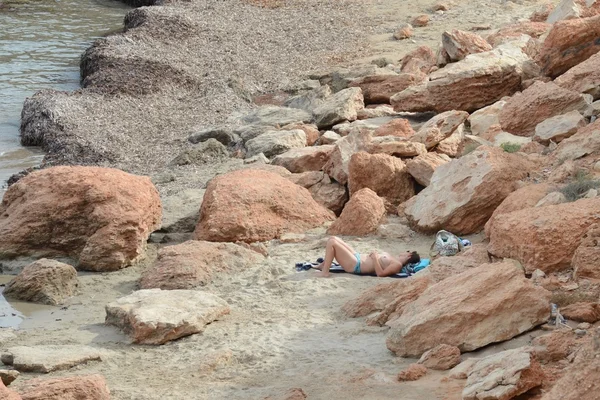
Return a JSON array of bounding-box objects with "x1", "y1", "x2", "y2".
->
[
  {"x1": 411, "y1": 110, "x2": 468, "y2": 149},
  {"x1": 386, "y1": 261, "x2": 551, "y2": 357},
  {"x1": 555, "y1": 52, "x2": 600, "y2": 99},
  {"x1": 348, "y1": 74, "x2": 426, "y2": 104},
  {"x1": 401, "y1": 46, "x2": 436, "y2": 74},
  {"x1": 19, "y1": 375, "x2": 110, "y2": 400},
  {"x1": 271, "y1": 145, "x2": 334, "y2": 173},
  {"x1": 552, "y1": 119, "x2": 600, "y2": 161},
  {"x1": 417, "y1": 344, "x2": 461, "y2": 370},
  {"x1": 405, "y1": 152, "x2": 451, "y2": 186},
  {"x1": 105, "y1": 289, "x2": 229, "y2": 345},
  {"x1": 327, "y1": 188, "x2": 385, "y2": 236},
  {"x1": 194, "y1": 169, "x2": 334, "y2": 242},
  {"x1": 313, "y1": 87, "x2": 364, "y2": 128},
  {"x1": 245, "y1": 129, "x2": 307, "y2": 158},
  {"x1": 572, "y1": 223, "x2": 600, "y2": 280},
  {"x1": 426, "y1": 243, "x2": 491, "y2": 283},
  {"x1": 3, "y1": 259, "x2": 78, "y2": 305},
  {"x1": 367, "y1": 137, "x2": 427, "y2": 157},
  {"x1": 442, "y1": 30, "x2": 492, "y2": 62},
  {"x1": 533, "y1": 110, "x2": 586, "y2": 144},
  {"x1": 0, "y1": 166, "x2": 161, "y2": 272},
  {"x1": 561, "y1": 302, "x2": 600, "y2": 323},
  {"x1": 486, "y1": 21, "x2": 550, "y2": 47},
  {"x1": 372, "y1": 118, "x2": 415, "y2": 138},
  {"x1": 323, "y1": 128, "x2": 371, "y2": 184},
  {"x1": 1, "y1": 345, "x2": 102, "y2": 373}
]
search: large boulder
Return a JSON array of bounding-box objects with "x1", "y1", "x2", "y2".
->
[
  {"x1": 463, "y1": 348, "x2": 544, "y2": 400},
  {"x1": 572, "y1": 223, "x2": 600, "y2": 280},
  {"x1": 386, "y1": 261, "x2": 551, "y2": 357},
  {"x1": 488, "y1": 198, "x2": 600, "y2": 273},
  {"x1": 313, "y1": 87, "x2": 364, "y2": 129},
  {"x1": 541, "y1": 350, "x2": 600, "y2": 400},
  {"x1": 401, "y1": 46, "x2": 436, "y2": 74},
  {"x1": 348, "y1": 152, "x2": 414, "y2": 212},
  {"x1": 245, "y1": 129, "x2": 307, "y2": 158},
  {"x1": 498, "y1": 81, "x2": 588, "y2": 136},
  {"x1": 1, "y1": 345, "x2": 102, "y2": 373},
  {"x1": 552, "y1": 119, "x2": 600, "y2": 161},
  {"x1": 348, "y1": 74, "x2": 427, "y2": 104},
  {"x1": 411, "y1": 110, "x2": 468, "y2": 149},
  {"x1": 561, "y1": 302, "x2": 600, "y2": 323},
  {"x1": 0, "y1": 380, "x2": 20, "y2": 400},
  {"x1": 442, "y1": 30, "x2": 492, "y2": 62},
  {"x1": 105, "y1": 289, "x2": 229, "y2": 345},
  {"x1": 373, "y1": 118, "x2": 415, "y2": 138},
  {"x1": 140, "y1": 241, "x2": 264, "y2": 290},
  {"x1": 271, "y1": 145, "x2": 334, "y2": 173},
  {"x1": 327, "y1": 188, "x2": 385, "y2": 236},
  {"x1": 404, "y1": 147, "x2": 534, "y2": 235},
  {"x1": 536, "y1": 14, "x2": 600, "y2": 78},
  {"x1": 19, "y1": 375, "x2": 110, "y2": 400},
  {"x1": 323, "y1": 128, "x2": 371, "y2": 185},
  {"x1": 555, "y1": 52, "x2": 600, "y2": 100},
  {"x1": 427, "y1": 243, "x2": 491, "y2": 283},
  {"x1": 486, "y1": 21, "x2": 550, "y2": 47},
  {"x1": 468, "y1": 100, "x2": 506, "y2": 137},
  {"x1": 533, "y1": 110, "x2": 586, "y2": 144},
  {"x1": 194, "y1": 169, "x2": 334, "y2": 242},
  {"x1": 0, "y1": 166, "x2": 161, "y2": 272},
  {"x1": 160, "y1": 189, "x2": 205, "y2": 233},
  {"x1": 418, "y1": 344, "x2": 461, "y2": 370},
  {"x1": 3, "y1": 259, "x2": 77, "y2": 305},
  {"x1": 367, "y1": 137, "x2": 427, "y2": 157},
  {"x1": 405, "y1": 153, "x2": 451, "y2": 186}
]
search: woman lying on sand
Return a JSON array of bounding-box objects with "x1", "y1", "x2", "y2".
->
[{"x1": 314, "y1": 236, "x2": 421, "y2": 278}]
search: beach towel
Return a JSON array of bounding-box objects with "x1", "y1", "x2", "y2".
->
[{"x1": 295, "y1": 258, "x2": 430, "y2": 278}]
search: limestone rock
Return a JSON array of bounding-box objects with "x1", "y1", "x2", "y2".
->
[
  {"x1": 468, "y1": 100, "x2": 506, "y2": 137},
  {"x1": 271, "y1": 145, "x2": 334, "y2": 173},
  {"x1": 555, "y1": 52, "x2": 600, "y2": 101},
  {"x1": 436, "y1": 124, "x2": 466, "y2": 157},
  {"x1": 308, "y1": 177, "x2": 348, "y2": 216},
  {"x1": 486, "y1": 22, "x2": 550, "y2": 47},
  {"x1": 394, "y1": 23, "x2": 413, "y2": 40},
  {"x1": 283, "y1": 85, "x2": 331, "y2": 114},
  {"x1": 281, "y1": 123, "x2": 320, "y2": 146},
  {"x1": 488, "y1": 198, "x2": 600, "y2": 273},
  {"x1": 373, "y1": 118, "x2": 415, "y2": 138},
  {"x1": 245, "y1": 129, "x2": 307, "y2": 158},
  {"x1": 405, "y1": 152, "x2": 450, "y2": 186},
  {"x1": 348, "y1": 152, "x2": 414, "y2": 212},
  {"x1": 188, "y1": 126, "x2": 238, "y2": 146},
  {"x1": 553, "y1": 119, "x2": 600, "y2": 161},
  {"x1": 0, "y1": 380, "x2": 20, "y2": 400},
  {"x1": 541, "y1": 348, "x2": 600, "y2": 400},
  {"x1": 105, "y1": 289, "x2": 229, "y2": 345},
  {"x1": 417, "y1": 344, "x2": 461, "y2": 370},
  {"x1": 140, "y1": 241, "x2": 264, "y2": 290},
  {"x1": 386, "y1": 261, "x2": 551, "y2": 357},
  {"x1": 313, "y1": 87, "x2": 364, "y2": 129},
  {"x1": 367, "y1": 137, "x2": 427, "y2": 157},
  {"x1": 327, "y1": 188, "x2": 385, "y2": 236},
  {"x1": 160, "y1": 189, "x2": 205, "y2": 233},
  {"x1": 240, "y1": 106, "x2": 312, "y2": 127},
  {"x1": 499, "y1": 81, "x2": 588, "y2": 136},
  {"x1": 530, "y1": 3, "x2": 554, "y2": 22},
  {"x1": 572, "y1": 223, "x2": 600, "y2": 279},
  {"x1": 397, "y1": 364, "x2": 427, "y2": 381},
  {"x1": 0, "y1": 370, "x2": 19, "y2": 386},
  {"x1": 3, "y1": 259, "x2": 77, "y2": 306},
  {"x1": 319, "y1": 130, "x2": 341, "y2": 145},
  {"x1": 0, "y1": 166, "x2": 161, "y2": 272},
  {"x1": 535, "y1": 191, "x2": 567, "y2": 207},
  {"x1": 401, "y1": 46, "x2": 436, "y2": 75},
  {"x1": 449, "y1": 358, "x2": 481, "y2": 380},
  {"x1": 357, "y1": 105, "x2": 397, "y2": 120},
  {"x1": 442, "y1": 30, "x2": 492, "y2": 62},
  {"x1": 194, "y1": 169, "x2": 333, "y2": 242},
  {"x1": 463, "y1": 348, "x2": 544, "y2": 400},
  {"x1": 532, "y1": 329, "x2": 579, "y2": 363},
  {"x1": 19, "y1": 375, "x2": 110, "y2": 400},
  {"x1": 348, "y1": 74, "x2": 426, "y2": 105},
  {"x1": 546, "y1": 0, "x2": 581, "y2": 23},
  {"x1": 561, "y1": 302, "x2": 600, "y2": 323},
  {"x1": 404, "y1": 147, "x2": 533, "y2": 235},
  {"x1": 534, "y1": 110, "x2": 586, "y2": 144},
  {"x1": 412, "y1": 110, "x2": 468, "y2": 149},
  {"x1": 412, "y1": 14, "x2": 430, "y2": 27},
  {"x1": 287, "y1": 171, "x2": 325, "y2": 189},
  {"x1": 427, "y1": 243, "x2": 490, "y2": 283},
  {"x1": 323, "y1": 128, "x2": 372, "y2": 184},
  {"x1": 1, "y1": 345, "x2": 103, "y2": 373}
]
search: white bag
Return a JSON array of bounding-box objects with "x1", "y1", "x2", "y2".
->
[{"x1": 431, "y1": 230, "x2": 464, "y2": 257}]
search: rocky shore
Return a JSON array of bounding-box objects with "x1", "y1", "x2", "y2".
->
[{"x1": 1, "y1": 0, "x2": 600, "y2": 399}]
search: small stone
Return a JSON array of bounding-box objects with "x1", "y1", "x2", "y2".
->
[
  {"x1": 575, "y1": 329, "x2": 587, "y2": 337},
  {"x1": 433, "y1": 1, "x2": 451, "y2": 11},
  {"x1": 243, "y1": 153, "x2": 270, "y2": 164},
  {"x1": 417, "y1": 344, "x2": 461, "y2": 370},
  {"x1": 0, "y1": 369, "x2": 19, "y2": 386},
  {"x1": 412, "y1": 14, "x2": 430, "y2": 27},
  {"x1": 394, "y1": 23, "x2": 413, "y2": 40},
  {"x1": 319, "y1": 131, "x2": 341, "y2": 145},
  {"x1": 578, "y1": 322, "x2": 592, "y2": 330},
  {"x1": 397, "y1": 363, "x2": 427, "y2": 381}
]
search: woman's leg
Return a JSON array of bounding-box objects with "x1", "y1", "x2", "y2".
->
[{"x1": 319, "y1": 237, "x2": 358, "y2": 276}]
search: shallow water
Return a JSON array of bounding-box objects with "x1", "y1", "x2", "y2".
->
[{"x1": 0, "y1": 0, "x2": 131, "y2": 198}]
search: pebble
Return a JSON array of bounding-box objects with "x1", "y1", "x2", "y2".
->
[
  {"x1": 577, "y1": 322, "x2": 592, "y2": 330},
  {"x1": 575, "y1": 329, "x2": 587, "y2": 337}
]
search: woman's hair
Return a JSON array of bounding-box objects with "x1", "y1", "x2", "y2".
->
[{"x1": 408, "y1": 251, "x2": 420, "y2": 264}]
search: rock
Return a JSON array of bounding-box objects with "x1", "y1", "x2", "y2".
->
[
  {"x1": 391, "y1": 40, "x2": 531, "y2": 113},
  {"x1": 449, "y1": 358, "x2": 481, "y2": 380},
  {"x1": 499, "y1": 81, "x2": 588, "y2": 136},
  {"x1": 462, "y1": 348, "x2": 544, "y2": 400},
  {"x1": 160, "y1": 189, "x2": 205, "y2": 233},
  {"x1": 561, "y1": 302, "x2": 600, "y2": 323},
  {"x1": 245, "y1": 129, "x2": 307, "y2": 158},
  {"x1": 323, "y1": 128, "x2": 372, "y2": 184},
  {"x1": 0, "y1": 370, "x2": 19, "y2": 386},
  {"x1": 19, "y1": 375, "x2": 110, "y2": 400},
  {"x1": 427, "y1": 243, "x2": 491, "y2": 283},
  {"x1": 367, "y1": 137, "x2": 427, "y2": 157},
  {"x1": 188, "y1": 126, "x2": 238, "y2": 146},
  {"x1": 468, "y1": 100, "x2": 506, "y2": 137},
  {"x1": 348, "y1": 74, "x2": 427, "y2": 105},
  {"x1": 546, "y1": 0, "x2": 581, "y2": 23},
  {"x1": 412, "y1": 110, "x2": 468, "y2": 149},
  {"x1": 0, "y1": 380, "x2": 20, "y2": 400},
  {"x1": 553, "y1": 119, "x2": 600, "y2": 161},
  {"x1": 488, "y1": 198, "x2": 600, "y2": 273},
  {"x1": 411, "y1": 14, "x2": 430, "y2": 27},
  {"x1": 2, "y1": 259, "x2": 77, "y2": 306},
  {"x1": 386, "y1": 261, "x2": 551, "y2": 357},
  {"x1": 308, "y1": 176, "x2": 348, "y2": 216},
  {"x1": 492, "y1": 131, "x2": 531, "y2": 147},
  {"x1": 327, "y1": 188, "x2": 385, "y2": 236},
  {"x1": 240, "y1": 105, "x2": 312, "y2": 127},
  {"x1": 530, "y1": 3, "x2": 555, "y2": 22},
  {"x1": 357, "y1": 105, "x2": 397, "y2": 120},
  {"x1": 442, "y1": 30, "x2": 492, "y2": 62},
  {"x1": 283, "y1": 85, "x2": 331, "y2": 114},
  {"x1": 555, "y1": 52, "x2": 600, "y2": 100},
  {"x1": 417, "y1": 344, "x2": 461, "y2": 370},
  {"x1": 373, "y1": 118, "x2": 415, "y2": 138},
  {"x1": 397, "y1": 364, "x2": 427, "y2": 381},
  {"x1": 534, "y1": 110, "x2": 586, "y2": 144},
  {"x1": 0, "y1": 166, "x2": 161, "y2": 272},
  {"x1": 235, "y1": 124, "x2": 273, "y2": 143},
  {"x1": 532, "y1": 329, "x2": 579, "y2": 363},
  {"x1": 572, "y1": 223, "x2": 600, "y2": 279},
  {"x1": 319, "y1": 130, "x2": 341, "y2": 145},
  {"x1": 535, "y1": 191, "x2": 567, "y2": 207},
  {"x1": 1, "y1": 345, "x2": 102, "y2": 373},
  {"x1": 171, "y1": 140, "x2": 230, "y2": 166},
  {"x1": 486, "y1": 22, "x2": 550, "y2": 47},
  {"x1": 401, "y1": 46, "x2": 436, "y2": 75},
  {"x1": 404, "y1": 146, "x2": 533, "y2": 235},
  {"x1": 319, "y1": 65, "x2": 387, "y2": 93},
  {"x1": 281, "y1": 123, "x2": 320, "y2": 146},
  {"x1": 271, "y1": 145, "x2": 334, "y2": 173},
  {"x1": 348, "y1": 152, "x2": 414, "y2": 212},
  {"x1": 287, "y1": 171, "x2": 325, "y2": 188},
  {"x1": 537, "y1": 14, "x2": 600, "y2": 78},
  {"x1": 541, "y1": 349, "x2": 600, "y2": 400},
  {"x1": 105, "y1": 289, "x2": 229, "y2": 345},
  {"x1": 194, "y1": 169, "x2": 333, "y2": 242},
  {"x1": 436, "y1": 124, "x2": 466, "y2": 157},
  {"x1": 394, "y1": 23, "x2": 413, "y2": 40},
  {"x1": 313, "y1": 87, "x2": 364, "y2": 129},
  {"x1": 140, "y1": 241, "x2": 264, "y2": 290},
  {"x1": 433, "y1": 1, "x2": 452, "y2": 11},
  {"x1": 405, "y1": 152, "x2": 450, "y2": 186}
]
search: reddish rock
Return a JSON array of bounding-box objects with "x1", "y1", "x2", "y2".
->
[
  {"x1": 530, "y1": 3, "x2": 554, "y2": 22},
  {"x1": 373, "y1": 118, "x2": 415, "y2": 138},
  {"x1": 357, "y1": 105, "x2": 397, "y2": 120},
  {"x1": 534, "y1": 110, "x2": 586, "y2": 145},
  {"x1": 308, "y1": 176, "x2": 348, "y2": 216},
  {"x1": 412, "y1": 110, "x2": 468, "y2": 149},
  {"x1": 427, "y1": 243, "x2": 490, "y2": 283},
  {"x1": 520, "y1": 141, "x2": 546, "y2": 154},
  {"x1": 486, "y1": 21, "x2": 550, "y2": 47},
  {"x1": 561, "y1": 302, "x2": 600, "y2": 323},
  {"x1": 401, "y1": 46, "x2": 436, "y2": 75},
  {"x1": 0, "y1": 166, "x2": 161, "y2": 272},
  {"x1": 271, "y1": 145, "x2": 334, "y2": 173},
  {"x1": 367, "y1": 137, "x2": 427, "y2": 157},
  {"x1": 394, "y1": 23, "x2": 413, "y2": 40},
  {"x1": 19, "y1": 375, "x2": 110, "y2": 400},
  {"x1": 499, "y1": 81, "x2": 588, "y2": 136},
  {"x1": 436, "y1": 124, "x2": 466, "y2": 157},
  {"x1": 397, "y1": 364, "x2": 427, "y2": 381},
  {"x1": 386, "y1": 261, "x2": 551, "y2": 357},
  {"x1": 287, "y1": 171, "x2": 325, "y2": 188},
  {"x1": 281, "y1": 123, "x2": 320, "y2": 146},
  {"x1": 412, "y1": 14, "x2": 430, "y2": 27},
  {"x1": 404, "y1": 147, "x2": 534, "y2": 235},
  {"x1": 488, "y1": 198, "x2": 600, "y2": 273},
  {"x1": 442, "y1": 30, "x2": 492, "y2": 62},
  {"x1": 537, "y1": 14, "x2": 600, "y2": 78},
  {"x1": 573, "y1": 223, "x2": 600, "y2": 279},
  {"x1": 418, "y1": 344, "x2": 461, "y2": 370},
  {"x1": 468, "y1": 100, "x2": 506, "y2": 137},
  {"x1": 140, "y1": 240, "x2": 264, "y2": 290},
  {"x1": 327, "y1": 188, "x2": 385, "y2": 236},
  {"x1": 0, "y1": 380, "x2": 21, "y2": 400},
  {"x1": 348, "y1": 152, "x2": 415, "y2": 212},
  {"x1": 348, "y1": 74, "x2": 427, "y2": 105},
  {"x1": 553, "y1": 119, "x2": 600, "y2": 161},
  {"x1": 532, "y1": 329, "x2": 579, "y2": 363},
  {"x1": 194, "y1": 169, "x2": 334, "y2": 242},
  {"x1": 405, "y1": 152, "x2": 450, "y2": 187},
  {"x1": 323, "y1": 128, "x2": 372, "y2": 185},
  {"x1": 555, "y1": 51, "x2": 600, "y2": 100}
]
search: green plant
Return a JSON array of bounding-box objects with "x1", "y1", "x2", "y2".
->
[
  {"x1": 500, "y1": 142, "x2": 521, "y2": 153},
  {"x1": 559, "y1": 177, "x2": 600, "y2": 202}
]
